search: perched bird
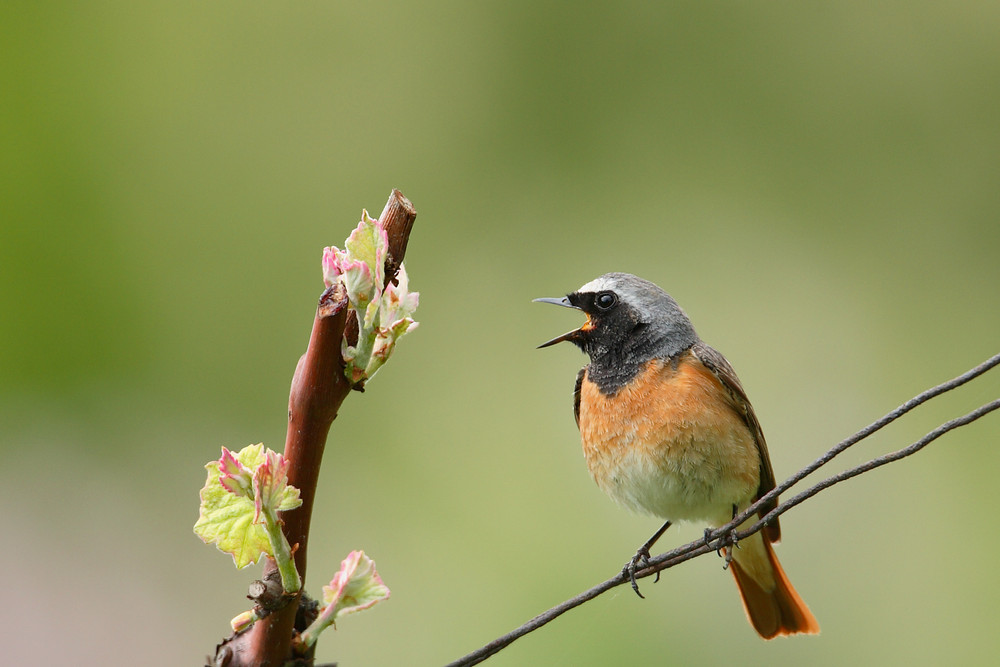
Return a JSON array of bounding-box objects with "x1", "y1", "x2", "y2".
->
[{"x1": 536, "y1": 272, "x2": 819, "y2": 639}]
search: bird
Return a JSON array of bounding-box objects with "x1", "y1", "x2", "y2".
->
[{"x1": 535, "y1": 272, "x2": 819, "y2": 639}]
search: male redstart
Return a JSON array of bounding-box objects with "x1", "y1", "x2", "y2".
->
[{"x1": 536, "y1": 272, "x2": 819, "y2": 639}]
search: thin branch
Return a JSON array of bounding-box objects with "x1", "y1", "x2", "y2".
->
[
  {"x1": 444, "y1": 352, "x2": 1000, "y2": 667},
  {"x1": 216, "y1": 189, "x2": 417, "y2": 667},
  {"x1": 740, "y1": 397, "x2": 1000, "y2": 536},
  {"x1": 728, "y1": 351, "x2": 1000, "y2": 539}
]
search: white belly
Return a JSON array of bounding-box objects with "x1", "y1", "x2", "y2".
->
[{"x1": 593, "y1": 437, "x2": 758, "y2": 526}]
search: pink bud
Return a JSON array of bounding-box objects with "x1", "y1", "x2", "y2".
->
[
  {"x1": 252, "y1": 449, "x2": 291, "y2": 523},
  {"x1": 218, "y1": 447, "x2": 252, "y2": 497}
]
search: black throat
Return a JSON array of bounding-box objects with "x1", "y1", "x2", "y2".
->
[
  {"x1": 583, "y1": 357, "x2": 646, "y2": 396},
  {"x1": 580, "y1": 331, "x2": 693, "y2": 396}
]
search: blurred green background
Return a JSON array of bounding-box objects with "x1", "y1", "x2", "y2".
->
[{"x1": 2, "y1": 2, "x2": 999, "y2": 665}]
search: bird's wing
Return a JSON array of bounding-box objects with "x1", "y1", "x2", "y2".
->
[
  {"x1": 691, "y1": 342, "x2": 781, "y2": 543},
  {"x1": 573, "y1": 366, "x2": 586, "y2": 428}
]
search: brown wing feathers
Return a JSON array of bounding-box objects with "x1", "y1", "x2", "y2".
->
[{"x1": 691, "y1": 342, "x2": 781, "y2": 543}]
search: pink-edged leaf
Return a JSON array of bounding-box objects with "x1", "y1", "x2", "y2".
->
[
  {"x1": 218, "y1": 447, "x2": 252, "y2": 497},
  {"x1": 322, "y1": 550, "x2": 391, "y2": 619}
]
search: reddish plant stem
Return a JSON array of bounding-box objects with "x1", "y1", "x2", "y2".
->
[
  {"x1": 219, "y1": 189, "x2": 416, "y2": 667},
  {"x1": 287, "y1": 286, "x2": 353, "y2": 577}
]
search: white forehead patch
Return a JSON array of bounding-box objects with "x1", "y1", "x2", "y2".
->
[{"x1": 577, "y1": 276, "x2": 616, "y2": 293}]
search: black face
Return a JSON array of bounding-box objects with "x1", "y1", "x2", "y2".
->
[
  {"x1": 568, "y1": 289, "x2": 617, "y2": 313},
  {"x1": 587, "y1": 290, "x2": 619, "y2": 313},
  {"x1": 534, "y1": 289, "x2": 628, "y2": 350},
  {"x1": 566, "y1": 289, "x2": 643, "y2": 357}
]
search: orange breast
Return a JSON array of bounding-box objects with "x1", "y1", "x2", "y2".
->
[{"x1": 578, "y1": 354, "x2": 761, "y2": 525}]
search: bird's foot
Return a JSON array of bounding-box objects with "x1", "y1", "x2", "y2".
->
[
  {"x1": 623, "y1": 520, "x2": 671, "y2": 598},
  {"x1": 622, "y1": 546, "x2": 656, "y2": 599},
  {"x1": 704, "y1": 527, "x2": 740, "y2": 570}
]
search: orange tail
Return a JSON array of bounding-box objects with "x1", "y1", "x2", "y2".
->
[{"x1": 729, "y1": 532, "x2": 820, "y2": 639}]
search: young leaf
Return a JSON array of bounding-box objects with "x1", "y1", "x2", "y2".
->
[
  {"x1": 323, "y1": 211, "x2": 419, "y2": 385},
  {"x1": 193, "y1": 444, "x2": 302, "y2": 570},
  {"x1": 295, "y1": 551, "x2": 391, "y2": 650},
  {"x1": 322, "y1": 550, "x2": 391, "y2": 619}
]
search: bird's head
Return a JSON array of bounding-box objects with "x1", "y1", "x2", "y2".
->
[{"x1": 535, "y1": 272, "x2": 698, "y2": 364}]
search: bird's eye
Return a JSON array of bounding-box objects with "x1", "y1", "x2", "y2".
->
[{"x1": 595, "y1": 291, "x2": 618, "y2": 311}]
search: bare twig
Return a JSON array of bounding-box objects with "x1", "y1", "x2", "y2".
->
[
  {"x1": 741, "y1": 398, "x2": 1000, "y2": 535},
  {"x1": 444, "y1": 352, "x2": 1000, "y2": 667},
  {"x1": 215, "y1": 189, "x2": 417, "y2": 667},
  {"x1": 726, "y1": 351, "x2": 1000, "y2": 541}
]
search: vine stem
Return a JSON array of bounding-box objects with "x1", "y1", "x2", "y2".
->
[{"x1": 212, "y1": 190, "x2": 416, "y2": 667}]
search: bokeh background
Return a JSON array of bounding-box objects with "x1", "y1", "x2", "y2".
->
[{"x1": 2, "y1": 2, "x2": 999, "y2": 665}]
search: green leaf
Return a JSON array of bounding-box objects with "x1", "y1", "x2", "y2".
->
[
  {"x1": 324, "y1": 550, "x2": 391, "y2": 619},
  {"x1": 343, "y1": 211, "x2": 387, "y2": 291},
  {"x1": 324, "y1": 212, "x2": 418, "y2": 386},
  {"x1": 296, "y1": 551, "x2": 391, "y2": 650},
  {"x1": 193, "y1": 444, "x2": 274, "y2": 569}
]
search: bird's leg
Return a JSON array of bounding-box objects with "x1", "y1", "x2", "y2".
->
[
  {"x1": 705, "y1": 505, "x2": 741, "y2": 569},
  {"x1": 623, "y1": 520, "x2": 672, "y2": 598},
  {"x1": 720, "y1": 504, "x2": 741, "y2": 569}
]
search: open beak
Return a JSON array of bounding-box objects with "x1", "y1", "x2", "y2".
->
[{"x1": 533, "y1": 296, "x2": 583, "y2": 348}]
